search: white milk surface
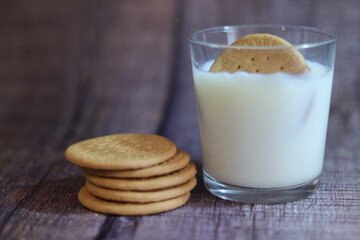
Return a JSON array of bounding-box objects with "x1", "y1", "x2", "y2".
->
[{"x1": 194, "y1": 61, "x2": 333, "y2": 188}]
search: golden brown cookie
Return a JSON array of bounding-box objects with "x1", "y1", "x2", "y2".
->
[
  {"x1": 210, "y1": 34, "x2": 308, "y2": 74},
  {"x1": 65, "y1": 134, "x2": 177, "y2": 170},
  {"x1": 80, "y1": 148, "x2": 190, "y2": 178},
  {"x1": 85, "y1": 162, "x2": 197, "y2": 191},
  {"x1": 85, "y1": 177, "x2": 197, "y2": 203},
  {"x1": 78, "y1": 186, "x2": 190, "y2": 216}
]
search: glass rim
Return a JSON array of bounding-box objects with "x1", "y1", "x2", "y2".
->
[{"x1": 189, "y1": 24, "x2": 337, "y2": 50}]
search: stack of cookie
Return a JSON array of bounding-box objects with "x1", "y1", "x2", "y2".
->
[{"x1": 65, "y1": 134, "x2": 197, "y2": 216}]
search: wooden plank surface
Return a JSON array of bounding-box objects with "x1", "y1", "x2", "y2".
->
[
  {"x1": 0, "y1": 0, "x2": 176, "y2": 239},
  {"x1": 0, "y1": 0, "x2": 360, "y2": 239}
]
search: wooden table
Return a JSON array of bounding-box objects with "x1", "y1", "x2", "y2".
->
[{"x1": 1, "y1": 1, "x2": 359, "y2": 239}]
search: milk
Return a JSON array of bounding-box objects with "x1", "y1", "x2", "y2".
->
[{"x1": 194, "y1": 61, "x2": 333, "y2": 188}]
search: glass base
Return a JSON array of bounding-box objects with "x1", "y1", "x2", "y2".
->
[{"x1": 203, "y1": 171, "x2": 319, "y2": 204}]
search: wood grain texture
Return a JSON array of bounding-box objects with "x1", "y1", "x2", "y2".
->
[
  {"x1": 0, "y1": 0, "x2": 176, "y2": 239},
  {"x1": 0, "y1": 0, "x2": 359, "y2": 239}
]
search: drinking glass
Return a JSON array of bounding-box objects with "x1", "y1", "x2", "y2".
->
[{"x1": 189, "y1": 25, "x2": 337, "y2": 203}]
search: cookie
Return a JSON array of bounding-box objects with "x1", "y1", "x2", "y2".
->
[
  {"x1": 65, "y1": 134, "x2": 177, "y2": 170},
  {"x1": 85, "y1": 162, "x2": 197, "y2": 191},
  {"x1": 85, "y1": 176, "x2": 196, "y2": 203},
  {"x1": 78, "y1": 186, "x2": 190, "y2": 216},
  {"x1": 80, "y1": 148, "x2": 190, "y2": 178},
  {"x1": 210, "y1": 33, "x2": 308, "y2": 74}
]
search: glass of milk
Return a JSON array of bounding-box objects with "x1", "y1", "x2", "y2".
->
[{"x1": 189, "y1": 25, "x2": 337, "y2": 203}]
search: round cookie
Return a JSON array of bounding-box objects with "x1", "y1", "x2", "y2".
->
[
  {"x1": 81, "y1": 148, "x2": 190, "y2": 178},
  {"x1": 210, "y1": 34, "x2": 309, "y2": 74},
  {"x1": 85, "y1": 177, "x2": 197, "y2": 203},
  {"x1": 65, "y1": 134, "x2": 177, "y2": 170},
  {"x1": 85, "y1": 162, "x2": 197, "y2": 191},
  {"x1": 78, "y1": 186, "x2": 190, "y2": 216}
]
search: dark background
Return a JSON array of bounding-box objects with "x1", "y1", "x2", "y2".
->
[{"x1": 0, "y1": 0, "x2": 359, "y2": 239}]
